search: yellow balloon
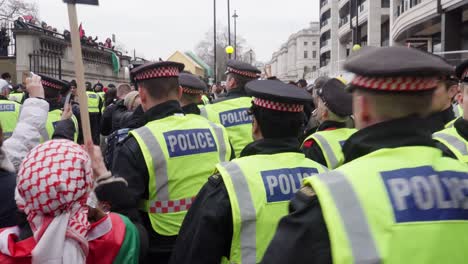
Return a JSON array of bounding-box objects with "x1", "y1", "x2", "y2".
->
[
  {"x1": 225, "y1": 46, "x2": 234, "y2": 54},
  {"x1": 352, "y1": 44, "x2": 361, "y2": 52}
]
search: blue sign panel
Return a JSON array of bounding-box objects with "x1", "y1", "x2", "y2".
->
[
  {"x1": 164, "y1": 129, "x2": 217, "y2": 157},
  {"x1": 261, "y1": 167, "x2": 319, "y2": 203},
  {"x1": 381, "y1": 166, "x2": 468, "y2": 223}
]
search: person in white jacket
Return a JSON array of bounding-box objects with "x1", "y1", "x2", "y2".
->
[
  {"x1": 0, "y1": 74, "x2": 49, "y2": 228},
  {"x1": 2, "y1": 74, "x2": 50, "y2": 172}
]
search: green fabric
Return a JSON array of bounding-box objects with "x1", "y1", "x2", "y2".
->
[
  {"x1": 305, "y1": 146, "x2": 468, "y2": 264},
  {"x1": 202, "y1": 97, "x2": 253, "y2": 157},
  {"x1": 0, "y1": 99, "x2": 20, "y2": 139},
  {"x1": 217, "y1": 153, "x2": 327, "y2": 263},
  {"x1": 112, "y1": 52, "x2": 121, "y2": 74},
  {"x1": 113, "y1": 214, "x2": 140, "y2": 264},
  {"x1": 303, "y1": 128, "x2": 357, "y2": 169},
  {"x1": 131, "y1": 114, "x2": 231, "y2": 236}
]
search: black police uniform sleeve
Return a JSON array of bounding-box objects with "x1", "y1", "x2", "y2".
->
[
  {"x1": 302, "y1": 140, "x2": 328, "y2": 167},
  {"x1": 52, "y1": 119, "x2": 76, "y2": 141},
  {"x1": 71, "y1": 103, "x2": 84, "y2": 144},
  {"x1": 169, "y1": 175, "x2": 233, "y2": 264},
  {"x1": 100, "y1": 104, "x2": 117, "y2": 136},
  {"x1": 95, "y1": 136, "x2": 149, "y2": 222},
  {"x1": 0, "y1": 169, "x2": 17, "y2": 228},
  {"x1": 260, "y1": 188, "x2": 332, "y2": 264}
]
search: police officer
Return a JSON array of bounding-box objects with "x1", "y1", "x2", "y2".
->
[
  {"x1": 434, "y1": 60, "x2": 468, "y2": 163},
  {"x1": 94, "y1": 82, "x2": 105, "y2": 100},
  {"x1": 301, "y1": 78, "x2": 356, "y2": 169},
  {"x1": 96, "y1": 61, "x2": 232, "y2": 263},
  {"x1": 86, "y1": 81, "x2": 102, "y2": 144},
  {"x1": 178, "y1": 72, "x2": 207, "y2": 115},
  {"x1": 8, "y1": 85, "x2": 25, "y2": 104},
  {"x1": 426, "y1": 73, "x2": 459, "y2": 132},
  {"x1": 201, "y1": 60, "x2": 260, "y2": 157},
  {"x1": 262, "y1": 46, "x2": 468, "y2": 264},
  {"x1": 38, "y1": 74, "x2": 79, "y2": 142},
  {"x1": 0, "y1": 79, "x2": 19, "y2": 139},
  {"x1": 170, "y1": 80, "x2": 327, "y2": 264}
]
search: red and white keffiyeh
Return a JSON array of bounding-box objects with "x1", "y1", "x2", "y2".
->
[{"x1": 16, "y1": 140, "x2": 93, "y2": 264}]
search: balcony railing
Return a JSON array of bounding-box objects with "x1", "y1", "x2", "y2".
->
[
  {"x1": 320, "y1": 39, "x2": 330, "y2": 47},
  {"x1": 321, "y1": 19, "x2": 329, "y2": 28},
  {"x1": 321, "y1": 0, "x2": 329, "y2": 8},
  {"x1": 339, "y1": 16, "x2": 349, "y2": 27},
  {"x1": 395, "y1": 0, "x2": 422, "y2": 17}
]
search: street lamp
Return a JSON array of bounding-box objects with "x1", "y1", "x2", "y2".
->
[
  {"x1": 227, "y1": 0, "x2": 231, "y2": 59},
  {"x1": 249, "y1": 49, "x2": 253, "y2": 64},
  {"x1": 213, "y1": 0, "x2": 217, "y2": 84},
  {"x1": 233, "y1": 10, "x2": 238, "y2": 60}
]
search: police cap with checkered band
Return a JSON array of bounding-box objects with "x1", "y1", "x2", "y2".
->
[
  {"x1": 131, "y1": 61, "x2": 185, "y2": 83},
  {"x1": 225, "y1": 60, "x2": 261, "y2": 79},
  {"x1": 344, "y1": 46, "x2": 454, "y2": 92},
  {"x1": 317, "y1": 78, "x2": 352, "y2": 117},
  {"x1": 179, "y1": 73, "x2": 207, "y2": 94},
  {"x1": 245, "y1": 80, "x2": 312, "y2": 113},
  {"x1": 455, "y1": 60, "x2": 468, "y2": 83},
  {"x1": 37, "y1": 74, "x2": 71, "y2": 96}
]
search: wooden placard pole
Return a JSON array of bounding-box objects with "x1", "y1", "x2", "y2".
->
[{"x1": 66, "y1": 3, "x2": 92, "y2": 144}]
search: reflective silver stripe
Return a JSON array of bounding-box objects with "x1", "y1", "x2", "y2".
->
[
  {"x1": 208, "y1": 122, "x2": 227, "y2": 162},
  {"x1": 453, "y1": 104, "x2": 461, "y2": 117},
  {"x1": 134, "y1": 126, "x2": 169, "y2": 201},
  {"x1": 313, "y1": 134, "x2": 338, "y2": 168},
  {"x1": 316, "y1": 171, "x2": 381, "y2": 264},
  {"x1": 200, "y1": 107, "x2": 208, "y2": 118},
  {"x1": 220, "y1": 162, "x2": 256, "y2": 264},
  {"x1": 434, "y1": 132, "x2": 468, "y2": 155}
]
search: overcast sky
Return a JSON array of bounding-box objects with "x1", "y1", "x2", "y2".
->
[{"x1": 35, "y1": 0, "x2": 319, "y2": 62}]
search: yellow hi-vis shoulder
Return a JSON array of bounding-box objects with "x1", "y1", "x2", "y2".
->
[
  {"x1": 302, "y1": 128, "x2": 357, "y2": 169},
  {"x1": 0, "y1": 99, "x2": 20, "y2": 139},
  {"x1": 304, "y1": 146, "x2": 468, "y2": 264}
]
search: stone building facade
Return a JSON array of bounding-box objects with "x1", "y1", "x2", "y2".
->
[{"x1": 267, "y1": 22, "x2": 320, "y2": 81}]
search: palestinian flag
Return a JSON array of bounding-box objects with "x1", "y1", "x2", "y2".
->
[{"x1": 112, "y1": 52, "x2": 120, "y2": 74}]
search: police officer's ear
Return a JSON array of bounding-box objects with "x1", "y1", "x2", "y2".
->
[
  {"x1": 177, "y1": 85, "x2": 183, "y2": 100},
  {"x1": 252, "y1": 115, "x2": 262, "y2": 140},
  {"x1": 352, "y1": 91, "x2": 372, "y2": 130}
]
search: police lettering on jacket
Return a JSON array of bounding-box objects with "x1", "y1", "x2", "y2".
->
[
  {"x1": 0, "y1": 104, "x2": 16, "y2": 112},
  {"x1": 164, "y1": 129, "x2": 217, "y2": 157},
  {"x1": 382, "y1": 166, "x2": 468, "y2": 222},
  {"x1": 261, "y1": 167, "x2": 319, "y2": 202},
  {"x1": 219, "y1": 108, "x2": 252, "y2": 127}
]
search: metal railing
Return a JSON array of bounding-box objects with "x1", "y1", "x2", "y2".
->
[
  {"x1": 29, "y1": 50, "x2": 62, "y2": 79},
  {"x1": 0, "y1": 18, "x2": 16, "y2": 57}
]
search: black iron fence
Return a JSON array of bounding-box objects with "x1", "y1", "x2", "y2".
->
[
  {"x1": 0, "y1": 18, "x2": 15, "y2": 57},
  {"x1": 29, "y1": 50, "x2": 62, "y2": 79}
]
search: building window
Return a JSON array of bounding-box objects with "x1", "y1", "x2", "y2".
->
[
  {"x1": 304, "y1": 41, "x2": 308, "y2": 46},
  {"x1": 312, "y1": 51, "x2": 317, "y2": 59},
  {"x1": 304, "y1": 51, "x2": 308, "y2": 59},
  {"x1": 312, "y1": 41, "x2": 316, "y2": 45},
  {"x1": 312, "y1": 66, "x2": 317, "y2": 71}
]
